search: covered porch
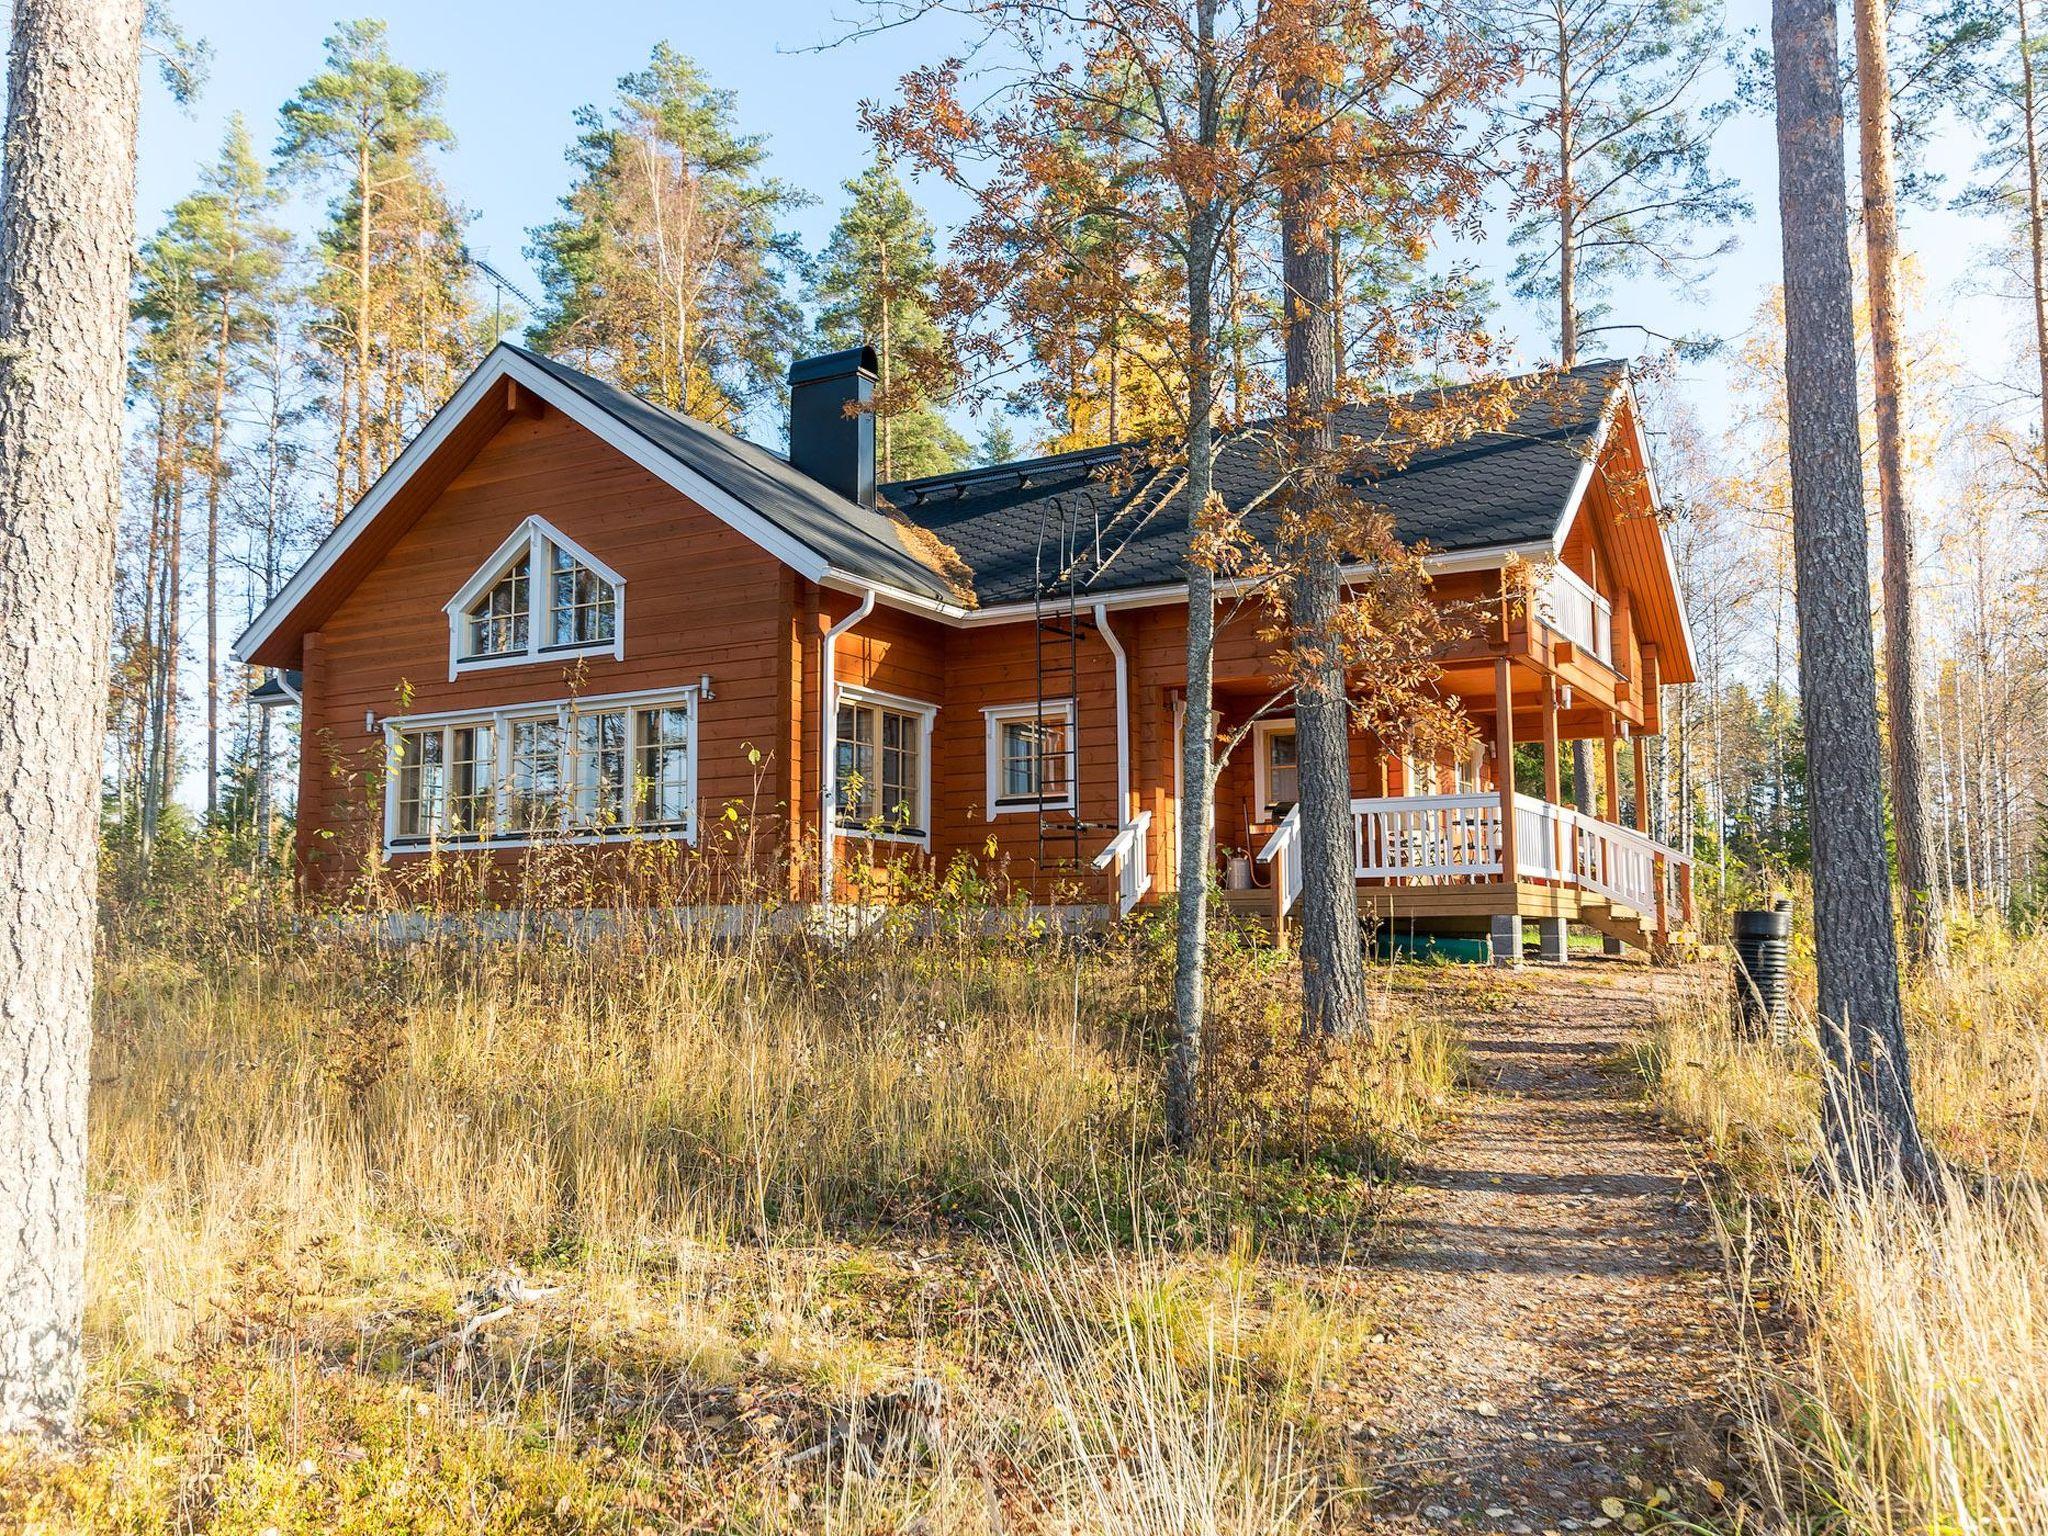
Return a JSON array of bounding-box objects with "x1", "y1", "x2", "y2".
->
[{"x1": 1208, "y1": 654, "x2": 1697, "y2": 961}]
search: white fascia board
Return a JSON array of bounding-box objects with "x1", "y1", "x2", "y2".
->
[{"x1": 859, "y1": 543, "x2": 1541, "y2": 630}]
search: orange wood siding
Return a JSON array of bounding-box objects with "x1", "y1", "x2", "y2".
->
[{"x1": 294, "y1": 405, "x2": 794, "y2": 894}]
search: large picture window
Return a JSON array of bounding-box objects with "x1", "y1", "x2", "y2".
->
[
  {"x1": 383, "y1": 686, "x2": 698, "y2": 851},
  {"x1": 834, "y1": 688, "x2": 933, "y2": 840},
  {"x1": 984, "y1": 699, "x2": 1075, "y2": 817},
  {"x1": 446, "y1": 515, "x2": 624, "y2": 676}
]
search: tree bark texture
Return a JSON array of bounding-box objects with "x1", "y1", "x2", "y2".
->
[
  {"x1": 1280, "y1": 108, "x2": 1365, "y2": 1039},
  {"x1": 2018, "y1": 0, "x2": 2048, "y2": 484},
  {"x1": 0, "y1": 0, "x2": 145, "y2": 1440},
  {"x1": 1852, "y1": 0, "x2": 1942, "y2": 966},
  {"x1": 1168, "y1": 0, "x2": 1220, "y2": 1152},
  {"x1": 1771, "y1": 0, "x2": 1933, "y2": 1189}
]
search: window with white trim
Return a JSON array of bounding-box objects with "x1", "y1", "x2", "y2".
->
[
  {"x1": 835, "y1": 689, "x2": 933, "y2": 839},
  {"x1": 984, "y1": 700, "x2": 1075, "y2": 817},
  {"x1": 447, "y1": 516, "x2": 623, "y2": 675},
  {"x1": 383, "y1": 686, "x2": 697, "y2": 850},
  {"x1": 1252, "y1": 718, "x2": 1298, "y2": 820}
]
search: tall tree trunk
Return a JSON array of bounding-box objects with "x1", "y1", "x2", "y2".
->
[
  {"x1": 1280, "y1": 76, "x2": 1365, "y2": 1040},
  {"x1": 0, "y1": 0, "x2": 145, "y2": 1440},
  {"x1": 1771, "y1": 0, "x2": 1932, "y2": 1189},
  {"x1": 1556, "y1": 0, "x2": 1578, "y2": 368},
  {"x1": 2019, "y1": 0, "x2": 2048, "y2": 474},
  {"x1": 204, "y1": 291, "x2": 234, "y2": 823},
  {"x1": 356, "y1": 140, "x2": 373, "y2": 504},
  {"x1": 1853, "y1": 0, "x2": 1943, "y2": 965},
  {"x1": 1168, "y1": 0, "x2": 1220, "y2": 1153}
]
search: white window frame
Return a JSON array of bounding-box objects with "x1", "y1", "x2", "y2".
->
[
  {"x1": 444, "y1": 514, "x2": 626, "y2": 680},
  {"x1": 832, "y1": 685, "x2": 937, "y2": 848},
  {"x1": 983, "y1": 698, "x2": 1077, "y2": 819},
  {"x1": 1251, "y1": 716, "x2": 1299, "y2": 822},
  {"x1": 380, "y1": 683, "x2": 700, "y2": 854}
]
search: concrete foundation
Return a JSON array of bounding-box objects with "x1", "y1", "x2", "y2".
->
[
  {"x1": 1490, "y1": 913, "x2": 1524, "y2": 967},
  {"x1": 1603, "y1": 933, "x2": 1625, "y2": 958},
  {"x1": 1537, "y1": 916, "x2": 1569, "y2": 963}
]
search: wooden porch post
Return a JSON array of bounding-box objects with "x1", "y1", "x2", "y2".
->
[
  {"x1": 1541, "y1": 678, "x2": 1564, "y2": 879},
  {"x1": 1602, "y1": 717, "x2": 1621, "y2": 824},
  {"x1": 1631, "y1": 733, "x2": 1651, "y2": 833},
  {"x1": 1495, "y1": 656, "x2": 1518, "y2": 881}
]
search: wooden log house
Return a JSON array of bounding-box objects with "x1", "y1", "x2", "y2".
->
[{"x1": 238, "y1": 343, "x2": 1697, "y2": 959}]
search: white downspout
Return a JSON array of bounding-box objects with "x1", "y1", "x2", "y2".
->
[
  {"x1": 1094, "y1": 602, "x2": 1130, "y2": 823},
  {"x1": 819, "y1": 587, "x2": 876, "y2": 908}
]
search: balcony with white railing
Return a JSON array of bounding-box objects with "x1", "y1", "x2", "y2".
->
[{"x1": 1536, "y1": 564, "x2": 1615, "y2": 669}]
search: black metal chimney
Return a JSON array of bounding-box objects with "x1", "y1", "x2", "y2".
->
[{"x1": 788, "y1": 346, "x2": 878, "y2": 509}]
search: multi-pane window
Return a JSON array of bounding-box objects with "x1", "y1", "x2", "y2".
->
[
  {"x1": 452, "y1": 517, "x2": 622, "y2": 670},
  {"x1": 635, "y1": 706, "x2": 692, "y2": 828},
  {"x1": 1260, "y1": 726, "x2": 1299, "y2": 817},
  {"x1": 449, "y1": 724, "x2": 495, "y2": 834},
  {"x1": 836, "y1": 696, "x2": 926, "y2": 835},
  {"x1": 386, "y1": 690, "x2": 698, "y2": 849},
  {"x1": 507, "y1": 716, "x2": 564, "y2": 832},
  {"x1": 466, "y1": 554, "x2": 529, "y2": 658},
  {"x1": 987, "y1": 702, "x2": 1074, "y2": 814},
  {"x1": 550, "y1": 542, "x2": 617, "y2": 649},
  {"x1": 393, "y1": 729, "x2": 445, "y2": 839},
  {"x1": 576, "y1": 709, "x2": 629, "y2": 828}
]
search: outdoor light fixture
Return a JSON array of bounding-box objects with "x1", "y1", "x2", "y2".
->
[{"x1": 699, "y1": 673, "x2": 715, "y2": 700}]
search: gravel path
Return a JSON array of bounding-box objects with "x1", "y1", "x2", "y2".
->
[{"x1": 1352, "y1": 962, "x2": 1735, "y2": 1534}]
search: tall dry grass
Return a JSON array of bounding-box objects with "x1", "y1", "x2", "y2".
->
[
  {"x1": 31, "y1": 863, "x2": 1458, "y2": 1532},
  {"x1": 1640, "y1": 924, "x2": 2048, "y2": 1534}
]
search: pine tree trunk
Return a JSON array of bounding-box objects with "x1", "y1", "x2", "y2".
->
[
  {"x1": 1771, "y1": 0, "x2": 1933, "y2": 1190},
  {"x1": 0, "y1": 0, "x2": 145, "y2": 1440},
  {"x1": 355, "y1": 140, "x2": 373, "y2": 504},
  {"x1": 1167, "y1": 0, "x2": 1220, "y2": 1153},
  {"x1": 1280, "y1": 83, "x2": 1364, "y2": 1040},
  {"x1": 1853, "y1": 0, "x2": 1943, "y2": 966},
  {"x1": 2019, "y1": 0, "x2": 2048, "y2": 474}
]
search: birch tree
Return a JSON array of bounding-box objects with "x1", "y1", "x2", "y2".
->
[
  {"x1": 0, "y1": 0, "x2": 146, "y2": 1440},
  {"x1": 529, "y1": 45, "x2": 803, "y2": 430}
]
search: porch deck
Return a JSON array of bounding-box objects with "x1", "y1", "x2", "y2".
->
[{"x1": 1215, "y1": 791, "x2": 1696, "y2": 958}]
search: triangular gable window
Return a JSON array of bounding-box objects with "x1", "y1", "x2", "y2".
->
[{"x1": 446, "y1": 516, "x2": 624, "y2": 677}]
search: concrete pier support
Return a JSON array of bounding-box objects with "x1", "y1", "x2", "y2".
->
[
  {"x1": 1490, "y1": 914, "x2": 1524, "y2": 967},
  {"x1": 1537, "y1": 916, "x2": 1569, "y2": 963}
]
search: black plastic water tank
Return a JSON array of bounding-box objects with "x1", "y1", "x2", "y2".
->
[{"x1": 1732, "y1": 905, "x2": 1791, "y2": 1040}]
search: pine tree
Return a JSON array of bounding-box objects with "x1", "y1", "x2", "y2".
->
[
  {"x1": 528, "y1": 44, "x2": 802, "y2": 430},
  {"x1": 164, "y1": 117, "x2": 290, "y2": 821},
  {"x1": 277, "y1": 19, "x2": 470, "y2": 514},
  {"x1": 812, "y1": 155, "x2": 967, "y2": 479},
  {"x1": 976, "y1": 416, "x2": 1021, "y2": 467},
  {"x1": 0, "y1": 0, "x2": 146, "y2": 1440}
]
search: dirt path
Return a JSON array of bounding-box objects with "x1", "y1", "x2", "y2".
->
[{"x1": 1352, "y1": 961, "x2": 1734, "y2": 1534}]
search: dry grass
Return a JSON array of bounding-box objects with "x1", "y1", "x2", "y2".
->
[
  {"x1": 0, "y1": 870, "x2": 1459, "y2": 1533},
  {"x1": 1638, "y1": 923, "x2": 2048, "y2": 1535}
]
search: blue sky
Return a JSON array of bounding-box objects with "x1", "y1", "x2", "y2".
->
[{"x1": 131, "y1": 0, "x2": 2008, "y2": 440}]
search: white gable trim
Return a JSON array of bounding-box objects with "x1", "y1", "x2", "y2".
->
[{"x1": 232, "y1": 346, "x2": 839, "y2": 665}]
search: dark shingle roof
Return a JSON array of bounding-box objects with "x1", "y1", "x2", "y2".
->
[
  {"x1": 507, "y1": 345, "x2": 961, "y2": 605},
  {"x1": 878, "y1": 361, "x2": 1626, "y2": 607}
]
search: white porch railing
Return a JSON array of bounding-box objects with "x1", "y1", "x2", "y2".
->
[
  {"x1": 1092, "y1": 809, "x2": 1154, "y2": 917},
  {"x1": 1537, "y1": 564, "x2": 1614, "y2": 666},
  {"x1": 1574, "y1": 814, "x2": 1662, "y2": 915},
  {"x1": 1255, "y1": 803, "x2": 1304, "y2": 915},
  {"x1": 1355, "y1": 793, "x2": 1504, "y2": 881},
  {"x1": 1249, "y1": 790, "x2": 1694, "y2": 937}
]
